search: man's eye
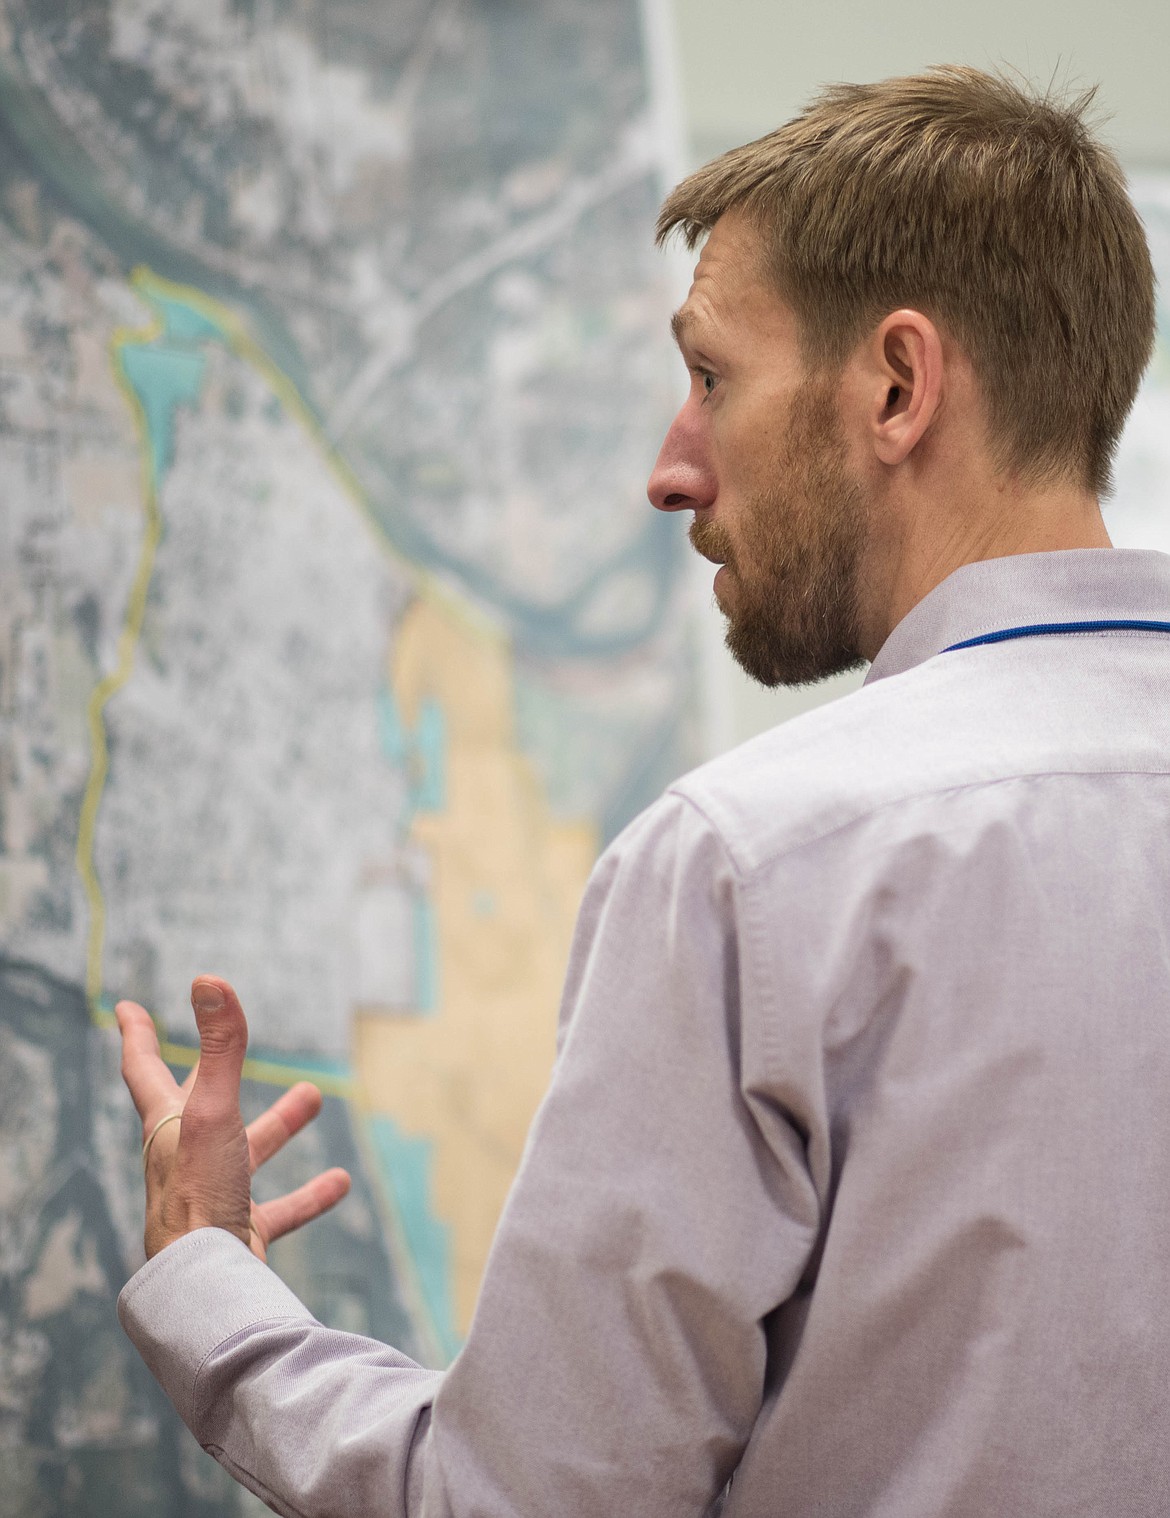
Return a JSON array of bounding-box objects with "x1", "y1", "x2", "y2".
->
[{"x1": 700, "y1": 370, "x2": 718, "y2": 397}]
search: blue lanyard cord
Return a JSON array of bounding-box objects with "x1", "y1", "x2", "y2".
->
[{"x1": 943, "y1": 619, "x2": 1170, "y2": 653}]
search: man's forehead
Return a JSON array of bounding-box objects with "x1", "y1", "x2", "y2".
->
[{"x1": 672, "y1": 213, "x2": 790, "y2": 348}]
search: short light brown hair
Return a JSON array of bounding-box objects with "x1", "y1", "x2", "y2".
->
[{"x1": 657, "y1": 66, "x2": 1156, "y2": 495}]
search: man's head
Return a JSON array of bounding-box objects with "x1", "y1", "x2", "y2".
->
[{"x1": 648, "y1": 66, "x2": 1156, "y2": 686}]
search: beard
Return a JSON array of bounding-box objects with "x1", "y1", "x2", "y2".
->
[{"x1": 690, "y1": 384, "x2": 869, "y2": 687}]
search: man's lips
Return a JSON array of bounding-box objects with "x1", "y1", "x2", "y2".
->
[
  {"x1": 688, "y1": 517, "x2": 733, "y2": 569},
  {"x1": 691, "y1": 538, "x2": 728, "y2": 566}
]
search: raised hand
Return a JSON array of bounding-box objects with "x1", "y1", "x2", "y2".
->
[{"x1": 117, "y1": 976, "x2": 351, "y2": 1262}]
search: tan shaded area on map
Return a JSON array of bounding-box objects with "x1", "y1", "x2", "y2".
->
[{"x1": 353, "y1": 596, "x2": 596, "y2": 1335}]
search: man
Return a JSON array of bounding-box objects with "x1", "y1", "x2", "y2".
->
[{"x1": 117, "y1": 66, "x2": 1169, "y2": 1515}]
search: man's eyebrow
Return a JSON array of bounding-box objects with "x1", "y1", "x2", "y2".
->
[
  {"x1": 670, "y1": 308, "x2": 695, "y2": 350},
  {"x1": 671, "y1": 308, "x2": 715, "y2": 363}
]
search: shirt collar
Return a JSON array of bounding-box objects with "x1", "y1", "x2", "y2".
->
[{"x1": 864, "y1": 548, "x2": 1170, "y2": 685}]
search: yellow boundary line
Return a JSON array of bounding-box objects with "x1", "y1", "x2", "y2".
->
[
  {"x1": 77, "y1": 307, "x2": 165, "y2": 1013},
  {"x1": 76, "y1": 265, "x2": 488, "y2": 1034},
  {"x1": 79, "y1": 265, "x2": 508, "y2": 1030},
  {"x1": 76, "y1": 267, "x2": 454, "y2": 1364},
  {"x1": 155, "y1": 1038, "x2": 356, "y2": 1101}
]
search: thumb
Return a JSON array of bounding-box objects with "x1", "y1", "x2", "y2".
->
[
  {"x1": 146, "y1": 976, "x2": 252, "y2": 1256},
  {"x1": 183, "y1": 977, "x2": 248, "y2": 1125}
]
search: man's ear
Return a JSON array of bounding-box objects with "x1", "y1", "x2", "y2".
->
[{"x1": 867, "y1": 309, "x2": 944, "y2": 467}]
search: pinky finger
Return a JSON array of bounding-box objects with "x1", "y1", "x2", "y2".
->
[{"x1": 253, "y1": 1167, "x2": 352, "y2": 1245}]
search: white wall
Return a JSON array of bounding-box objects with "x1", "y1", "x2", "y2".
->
[
  {"x1": 673, "y1": 0, "x2": 1170, "y2": 163},
  {"x1": 666, "y1": 0, "x2": 1170, "y2": 753}
]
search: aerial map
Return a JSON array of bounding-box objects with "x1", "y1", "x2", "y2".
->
[{"x1": 0, "y1": 2, "x2": 691, "y2": 1512}]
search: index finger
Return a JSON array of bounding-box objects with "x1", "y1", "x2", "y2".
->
[{"x1": 115, "y1": 1000, "x2": 183, "y2": 1133}]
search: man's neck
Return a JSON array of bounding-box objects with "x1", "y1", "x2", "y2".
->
[{"x1": 860, "y1": 478, "x2": 1112, "y2": 660}]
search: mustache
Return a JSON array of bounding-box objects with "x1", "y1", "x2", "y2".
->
[{"x1": 689, "y1": 517, "x2": 735, "y2": 567}]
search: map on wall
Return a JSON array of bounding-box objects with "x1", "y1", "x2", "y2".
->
[{"x1": 0, "y1": 2, "x2": 692, "y2": 1513}]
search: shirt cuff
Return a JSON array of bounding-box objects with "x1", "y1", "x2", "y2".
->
[{"x1": 118, "y1": 1227, "x2": 316, "y2": 1430}]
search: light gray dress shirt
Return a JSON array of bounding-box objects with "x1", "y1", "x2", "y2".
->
[{"x1": 120, "y1": 548, "x2": 1170, "y2": 1517}]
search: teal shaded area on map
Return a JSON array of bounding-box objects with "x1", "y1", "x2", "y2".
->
[
  {"x1": 368, "y1": 1114, "x2": 461, "y2": 1364},
  {"x1": 150, "y1": 291, "x2": 224, "y2": 344},
  {"x1": 116, "y1": 285, "x2": 228, "y2": 486},
  {"x1": 118, "y1": 341, "x2": 206, "y2": 485},
  {"x1": 411, "y1": 699, "x2": 447, "y2": 812},
  {"x1": 413, "y1": 893, "x2": 439, "y2": 1013},
  {"x1": 377, "y1": 686, "x2": 447, "y2": 813},
  {"x1": 377, "y1": 685, "x2": 446, "y2": 1012}
]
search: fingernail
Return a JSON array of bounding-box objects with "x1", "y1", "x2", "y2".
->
[{"x1": 192, "y1": 982, "x2": 225, "y2": 1014}]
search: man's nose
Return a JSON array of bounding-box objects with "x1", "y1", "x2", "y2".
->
[{"x1": 646, "y1": 407, "x2": 717, "y2": 513}]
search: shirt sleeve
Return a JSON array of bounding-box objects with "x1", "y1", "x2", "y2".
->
[
  {"x1": 118, "y1": 791, "x2": 822, "y2": 1517},
  {"x1": 117, "y1": 1227, "x2": 442, "y2": 1517}
]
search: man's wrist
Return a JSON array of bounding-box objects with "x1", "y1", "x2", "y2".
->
[{"x1": 118, "y1": 1228, "x2": 310, "y2": 1435}]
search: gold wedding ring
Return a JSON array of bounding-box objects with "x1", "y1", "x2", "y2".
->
[{"x1": 141, "y1": 1111, "x2": 182, "y2": 1173}]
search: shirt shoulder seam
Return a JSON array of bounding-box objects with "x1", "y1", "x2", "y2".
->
[{"x1": 672, "y1": 764, "x2": 1170, "y2": 884}]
